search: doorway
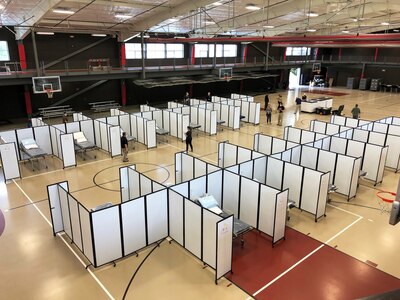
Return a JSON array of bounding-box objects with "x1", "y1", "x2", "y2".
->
[{"x1": 288, "y1": 68, "x2": 301, "y2": 89}]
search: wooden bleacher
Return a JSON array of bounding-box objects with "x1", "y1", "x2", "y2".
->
[
  {"x1": 89, "y1": 101, "x2": 121, "y2": 113},
  {"x1": 38, "y1": 105, "x2": 73, "y2": 119}
]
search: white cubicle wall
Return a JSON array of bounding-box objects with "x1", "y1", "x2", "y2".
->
[
  {"x1": 212, "y1": 96, "x2": 260, "y2": 125},
  {"x1": 284, "y1": 126, "x2": 388, "y2": 185},
  {"x1": 330, "y1": 115, "x2": 372, "y2": 128},
  {"x1": 111, "y1": 108, "x2": 157, "y2": 149},
  {"x1": 172, "y1": 168, "x2": 287, "y2": 245},
  {"x1": 175, "y1": 152, "x2": 220, "y2": 183},
  {"x1": 119, "y1": 165, "x2": 166, "y2": 202},
  {"x1": 283, "y1": 126, "x2": 327, "y2": 144},
  {"x1": 48, "y1": 172, "x2": 233, "y2": 282},
  {"x1": 311, "y1": 119, "x2": 400, "y2": 172},
  {"x1": 226, "y1": 149, "x2": 329, "y2": 221},
  {"x1": 0, "y1": 140, "x2": 21, "y2": 180},
  {"x1": 190, "y1": 99, "x2": 241, "y2": 130},
  {"x1": 231, "y1": 93, "x2": 254, "y2": 102},
  {"x1": 218, "y1": 141, "x2": 265, "y2": 168},
  {"x1": 253, "y1": 133, "x2": 299, "y2": 155},
  {"x1": 168, "y1": 102, "x2": 217, "y2": 135}
]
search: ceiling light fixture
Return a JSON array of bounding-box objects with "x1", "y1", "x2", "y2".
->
[
  {"x1": 342, "y1": 30, "x2": 350, "y2": 33},
  {"x1": 212, "y1": 1, "x2": 223, "y2": 6},
  {"x1": 91, "y1": 34, "x2": 107, "y2": 37},
  {"x1": 306, "y1": 12, "x2": 319, "y2": 17},
  {"x1": 53, "y1": 9, "x2": 75, "y2": 15},
  {"x1": 381, "y1": 22, "x2": 390, "y2": 26},
  {"x1": 36, "y1": 32, "x2": 55, "y2": 35},
  {"x1": 306, "y1": 29, "x2": 316, "y2": 32},
  {"x1": 115, "y1": 14, "x2": 132, "y2": 19},
  {"x1": 263, "y1": 25, "x2": 275, "y2": 28},
  {"x1": 393, "y1": 29, "x2": 399, "y2": 32},
  {"x1": 246, "y1": 4, "x2": 261, "y2": 10},
  {"x1": 169, "y1": 18, "x2": 179, "y2": 22},
  {"x1": 204, "y1": 21, "x2": 216, "y2": 25}
]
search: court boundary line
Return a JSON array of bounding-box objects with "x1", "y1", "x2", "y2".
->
[
  {"x1": 12, "y1": 179, "x2": 115, "y2": 300},
  {"x1": 248, "y1": 216, "x2": 363, "y2": 299}
]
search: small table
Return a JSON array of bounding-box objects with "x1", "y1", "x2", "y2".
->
[
  {"x1": 189, "y1": 123, "x2": 201, "y2": 136},
  {"x1": 217, "y1": 119, "x2": 226, "y2": 131}
]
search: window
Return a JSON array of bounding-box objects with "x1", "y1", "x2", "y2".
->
[
  {"x1": 146, "y1": 43, "x2": 165, "y2": 59},
  {"x1": 286, "y1": 47, "x2": 311, "y2": 56},
  {"x1": 194, "y1": 44, "x2": 209, "y2": 58},
  {"x1": 125, "y1": 43, "x2": 142, "y2": 59},
  {"x1": 0, "y1": 41, "x2": 10, "y2": 61},
  {"x1": 166, "y1": 43, "x2": 184, "y2": 58},
  {"x1": 194, "y1": 44, "x2": 237, "y2": 58},
  {"x1": 223, "y1": 44, "x2": 237, "y2": 57}
]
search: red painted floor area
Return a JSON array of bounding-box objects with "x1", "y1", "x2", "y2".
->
[
  {"x1": 306, "y1": 90, "x2": 349, "y2": 96},
  {"x1": 229, "y1": 228, "x2": 400, "y2": 300}
]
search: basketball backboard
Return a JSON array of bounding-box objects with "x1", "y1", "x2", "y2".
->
[
  {"x1": 32, "y1": 76, "x2": 62, "y2": 94},
  {"x1": 218, "y1": 67, "x2": 233, "y2": 81}
]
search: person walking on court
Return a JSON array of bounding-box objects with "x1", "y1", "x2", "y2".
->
[
  {"x1": 351, "y1": 104, "x2": 361, "y2": 119},
  {"x1": 62, "y1": 112, "x2": 68, "y2": 123},
  {"x1": 121, "y1": 132, "x2": 129, "y2": 162},
  {"x1": 277, "y1": 100, "x2": 285, "y2": 126},
  {"x1": 264, "y1": 94, "x2": 269, "y2": 110},
  {"x1": 294, "y1": 96, "x2": 302, "y2": 114},
  {"x1": 185, "y1": 126, "x2": 193, "y2": 152},
  {"x1": 206, "y1": 91, "x2": 212, "y2": 102},
  {"x1": 265, "y1": 104, "x2": 272, "y2": 124},
  {"x1": 183, "y1": 92, "x2": 190, "y2": 105}
]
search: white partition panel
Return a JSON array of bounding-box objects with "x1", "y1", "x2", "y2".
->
[
  {"x1": 137, "y1": 118, "x2": 145, "y2": 144},
  {"x1": 386, "y1": 135, "x2": 400, "y2": 170},
  {"x1": 287, "y1": 127, "x2": 301, "y2": 143},
  {"x1": 92, "y1": 206, "x2": 122, "y2": 266},
  {"x1": 368, "y1": 132, "x2": 385, "y2": 146},
  {"x1": 47, "y1": 183, "x2": 64, "y2": 234},
  {"x1": 182, "y1": 154, "x2": 194, "y2": 182},
  {"x1": 210, "y1": 110, "x2": 217, "y2": 134},
  {"x1": 300, "y1": 131, "x2": 315, "y2": 144},
  {"x1": 216, "y1": 216, "x2": 233, "y2": 281},
  {"x1": 222, "y1": 171, "x2": 240, "y2": 216},
  {"x1": 33, "y1": 126, "x2": 52, "y2": 155},
  {"x1": 66, "y1": 122, "x2": 80, "y2": 133},
  {"x1": 313, "y1": 120, "x2": 327, "y2": 134},
  {"x1": 258, "y1": 185, "x2": 278, "y2": 236},
  {"x1": 120, "y1": 167, "x2": 129, "y2": 202},
  {"x1": 349, "y1": 158, "x2": 361, "y2": 199},
  {"x1": 60, "y1": 133, "x2": 76, "y2": 168},
  {"x1": 146, "y1": 190, "x2": 168, "y2": 244},
  {"x1": 184, "y1": 200, "x2": 202, "y2": 258},
  {"x1": 377, "y1": 147, "x2": 388, "y2": 183},
  {"x1": 334, "y1": 155, "x2": 354, "y2": 195},
  {"x1": 170, "y1": 113, "x2": 178, "y2": 137},
  {"x1": 119, "y1": 114, "x2": 131, "y2": 136},
  {"x1": 140, "y1": 175, "x2": 153, "y2": 196},
  {"x1": 203, "y1": 210, "x2": 221, "y2": 269},
  {"x1": 239, "y1": 178, "x2": 258, "y2": 227},
  {"x1": 79, "y1": 205, "x2": 94, "y2": 264},
  {"x1": 58, "y1": 186, "x2": 72, "y2": 239},
  {"x1": 237, "y1": 147, "x2": 251, "y2": 164},
  {"x1": 68, "y1": 195, "x2": 82, "y2": 251},
  {"x1": 300, "y1": 146, "x2": 318, "y2": 169},
  {"x1": 317, "y1": 151, "x2": 337, "y2": 184},
  {"x1": 16, "y1": 128, "x2": 34, "y2": 142},
  {"x1": 273, "y1": 190, "x2": 288, "y2": 243},
  {"x1": 239, "y1": 161, "x2": 253, "y2": 178},
  {"x1": 223, "y1": 143, "x2": 237, "y2": 167},
  {"x1": 255, "y1": 134, "x2": 272, "y2": 155},
  {"x1": 172, "y1": 182, "x2": 189, "y2": 198},
  {"x1": 110, "y1": 126, "x2": 122, "y2": 157},
  {"x1": 182, "y1": 115, "x2": 190, "y2": 141},
  {"x1": 266, "y1": 157, "x2": 283, "y2": 190},
  {"x1": 373, "y1": 122, "x2": 388, "y2": 133},
  {"x1": 121, "y1": 197, "x2": 147, "y2": 255},
  {"x1": 253, "y1": 157, "x2": 267, "y2": 184},
  {"x1": 283, "y1": 163, "x2": 303, "y2": 205},
  {"x1": 272, "y1": 139, "x2": 286, "y2": 154},
  {"x1": 233, "y1": 106, "x2": 241, "y2": 129},
  {"x1": 99, "y1": 122, "x2": 109, "y2": 151},
  {"x1": 353, "y1": 129, "x2": 369, "y2": 143},
  {"x1": 207, "y1": 171, "x2": 223, "y2": 206},
  {"x1": 291, "y1": 146, "x2": 301, "y2": 165},
  {"x1": 388, "y1": 125, "x2": 400, "y2": 136},
  {"x1": 326, "y1": 123, "x2": 340, "y2": 135},
  {"x1": 168, "y1": 190, "x2": 184, "y2": 246},
  {"x1": 128, "y1": 167, "x2": 140, "y2": 200},
  {"x1": 194, "y1": 158, "x2": 207, "y2": 178},
  {"x1": 300, "y1": 169, "x2": 321, "y2": 214},
  {"x1": 49, "y1": 127, "x2": 60, "y2": 158},
  {"x1": 346, "y1": 140, "x2": 365, "y2": 159},
  {"x1": 146, "y1": 120, "x2": 156, "y2": 148},
  {"x1": 190, "y1": 176, "x2": 207, "y2": 200},
  {"x1": 316, "y1": 173, "x2": 329, "y2": 219},
  {"x1": 345, "y1": 118, "x2": 359, "y2": 128},
  {"x1": 330, "y1": 137, "x2": 346, "y2": 154},
  {"x1": 0, "y1": 143, "x2": 20, "y2": 180}
]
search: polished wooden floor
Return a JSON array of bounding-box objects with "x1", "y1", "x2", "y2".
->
[{"x1": 0, "y1": 86, "x2": 399, "y2": 300}]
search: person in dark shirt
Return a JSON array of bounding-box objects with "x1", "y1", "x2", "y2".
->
[
  {"x1": 264, "y1": 94, "x2": 269, "y2": 110},
  {"x1": 277, "y1": 100, "x2": 285, "y2": 126},
  {"x1": 351, "y1": 104, "x2": 361, "y2": 119},
  {"x1": 206, "y1": 91, "x2": 212, "y2": 102},
  {"x1": 121, "y1": 132, "x2": 129, "y2": 162},
  {"x1": 62, "y1": 113, "x2": 68, "y2": 123},
  {"x1": 185, "y1": 126, "x2": 193, "y2": 152},
  {"x1": 184, "y1": 92, "x2": 190, "y2": 105},
  {"x1": 294, "y1": 97, "x2": 302, "y2": 114}
]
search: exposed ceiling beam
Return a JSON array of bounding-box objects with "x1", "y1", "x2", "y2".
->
[
  {"x1": 15, "y1": 0, "x2": 63, "y2": 40},
  {"x1": 63, "y1": 0, "x2": 169, "y2": 10},
  {"x1": 120, "y1": 0, "x2": 218, "y2": 41}
]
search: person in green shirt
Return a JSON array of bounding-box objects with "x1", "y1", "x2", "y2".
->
[{"x1": 351, "y1": 104, "x2": 361, "y2": 119}]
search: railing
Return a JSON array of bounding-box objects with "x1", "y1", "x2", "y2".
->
[{"x1": 2, "y1": 55, "x2": 400, "y2": 79}]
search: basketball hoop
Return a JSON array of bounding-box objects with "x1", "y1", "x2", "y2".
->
[
  {"x1": 376, "y1": 191, "x2": 396, "y2": 214},
  {"x1": 44, "y1": 88, "x2": 54, "y2": 99}
]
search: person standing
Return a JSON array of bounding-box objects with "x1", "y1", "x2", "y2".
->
[
  {"x1": 185, "y1": 126, "x2": 193, "y2": 152},
  {"x1": 121, "y1": 132, "x2": 129, "y2": 162},
  {"x1": 265, "y1": 103, "x2": 272, "y2": 124},
  {"x1": 277, "y1": 101, "x2": 285, "y2": 126},
  {"x1": 351, "y1": 104, "x2": 361, "y2": 119},
  {"x1": 264, "y1": 94, "x2": 269, "y2": 110},
  {"x1": 62, "y1": 112, "x2": 68, "y2": 123},
  {"x1": 294, "y1": 97, "x2": 302, "y2": 114},
  {"x1": 206, "y1": 91, "x2": 212, "y2": 102},
  {"x1": 183, "y1": 92, "x2": 190, "y2": 105}
]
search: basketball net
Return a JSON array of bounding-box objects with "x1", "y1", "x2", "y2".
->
[
  {"x1": 44, "y1": 88, "x2": 54, "y2": 99},
  {"x1": 224, "y1": 75, "x2": 231, "y2": 82}
]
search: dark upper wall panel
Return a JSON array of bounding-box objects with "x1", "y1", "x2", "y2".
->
[
  {"x1": 0, "y1": 85, "x2": 25, "y2": 120},
  {"x1": 0, "y1": 27, "x2": 20, "y2": 62},
  {"x1": 23, "y1": 33, "x2": 119, "y2": 71}
]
